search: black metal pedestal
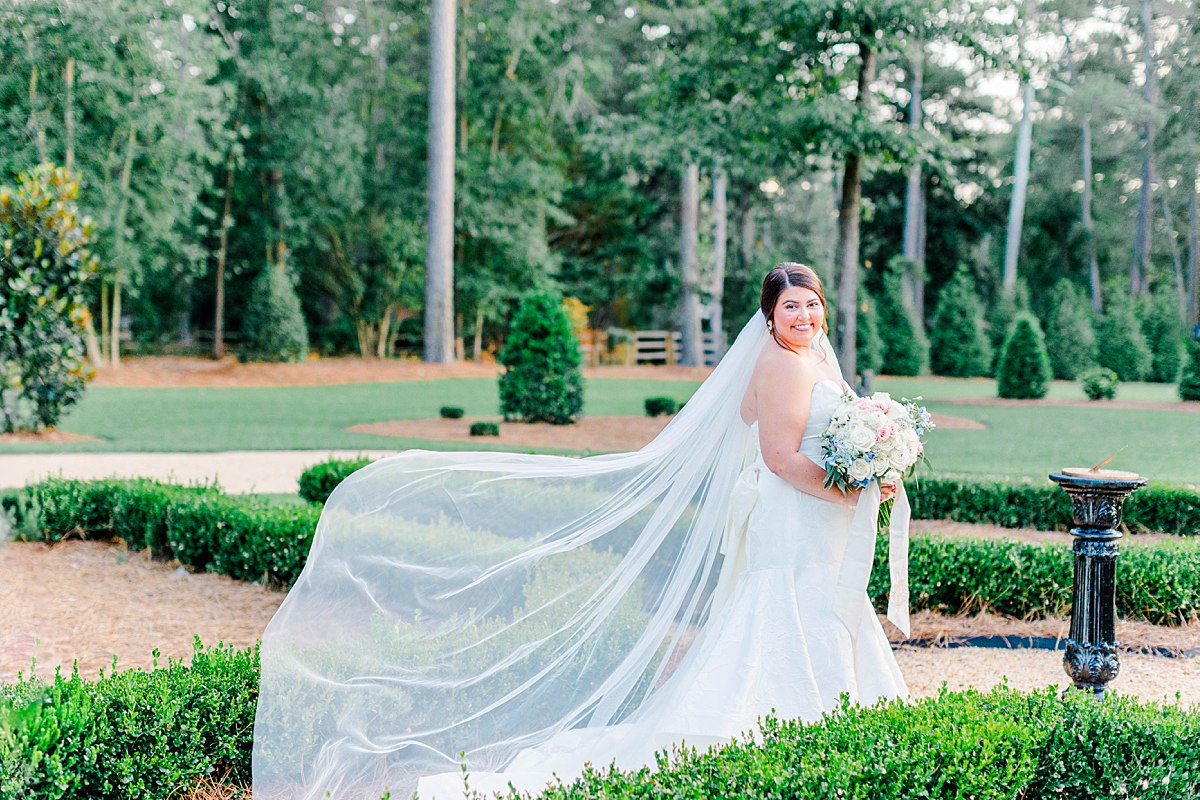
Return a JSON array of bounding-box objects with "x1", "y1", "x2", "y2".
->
[{"x1": 1048, "y1": 470, "x2": 1146, "y2": 698}]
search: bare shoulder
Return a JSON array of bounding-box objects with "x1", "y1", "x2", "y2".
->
[{"x1": 753, "y1": 345, "x2": 819, "y2": 392}]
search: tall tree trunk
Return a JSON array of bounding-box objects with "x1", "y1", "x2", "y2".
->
[
  {"x1": 100, "y1": 280, "x2": 110, "y2": 363},
  {"x1": 27, "y1": 61, "x2": 47, "y2": 164},
  {"x1": 213, "y1": 146, "x2": 236, "y2": 358},
  {"x1": 1157, "y1": 178, "x2": 1186, "y2": 321},
  {"x1": 834, "y1": 41, "x2": 876, "y2": 380},
  {"x1": 739, "y1": 188, "x2": 756, "y2": 274},
  {"x1": 1080, "y1": 116, "x2": 1103, "y2": 313},
  {"x1": 472, "y1": 305, "x2": 484, "y2": 362},
  {"x1": 678, "y1": 160, "x2": 703, "y2": 366},
  {"x1": 64, "y1": 58, "x2": 75, "y2": 172},
  {"x1": 425, "y1": 0, "x2": 457, "y2": 363},
  {"x1": 902, "y1": 41, "x2": 924, "y2": 313},
  {"x1": 1132, "y1": 0, "x2": 1158, "y2": 297},
  {"x1": 916, "y1": 179, "x2": 927, "y2": 322},
  {"x1": 110, "y1": 126, "x2": 137, "y2": 368},
  {"x1": 709, "y1": 159, "x2": 728, "y2": 358},
  {"x1": 1187, "y1": 183, "x2": 1198, "y2": 329},
  {"x1": 1002, "y1": 83, "x2": 1034, "y2": 296}
]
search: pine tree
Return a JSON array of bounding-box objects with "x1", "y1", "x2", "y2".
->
[
  {"x1": 240, "y1": 266, "x2": 309, "y2": 363},
  {"x1": 929, "y1": 267, "x2": 992, "y2": 377},
  {"x1": 1140, "y1": 291, "x2": 1184, "y2": 383},
  {"x1": 1180, "y1": 340, "x2": 1200, "y2": 401},
  {"x1": 996, "y1": 313, "x2": 1052, "y2": 399},
  {"x1": 1041, "y1": 279, "x2": 1097, "y2": 380},
  {"x1": 856, "y1": 291, "x2": 884, "y2": 375},
  {"x1": 986, "y1": 280, "x2": 1031, "y2": 374},
  {"x1": 499, "y1": 293, "x2": 584, "y2": 424},
  {"x1": 1095, "y1": 303, "x2": 1152, "y2": 382},
  {"x1": 877, "y1": 258, "x2": 929, "y2": 376}
]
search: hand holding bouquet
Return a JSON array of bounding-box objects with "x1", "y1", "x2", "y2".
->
[{"x1": 819, "y1": 391, "x2": 934, "y2": 526}]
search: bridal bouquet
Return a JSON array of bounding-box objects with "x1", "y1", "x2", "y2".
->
[{"x1": 819, "y1": 392, "x2": 934, "y2": 525}]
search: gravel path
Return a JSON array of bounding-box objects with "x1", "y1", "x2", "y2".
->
[{"x1": 1, "y1": 539, "x2": 1195, "y2": 709}]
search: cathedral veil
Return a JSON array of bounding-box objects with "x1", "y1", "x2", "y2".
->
[{"x1": 250, "y1": 313, "x2": 909, "y2": 800}]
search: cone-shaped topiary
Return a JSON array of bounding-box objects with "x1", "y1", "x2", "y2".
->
[
  {"x1": 1095, "y1": 302, "x2": 1152, "y2": 382},
  {"x1": 986, "y1": 280, "x2": 1030, "y2": 373},
  {"x1": 1180, "y1": 339, "x2": 1200, "y2": 401},
  {"x1": 499, "y1": 292, "x2": 584, "y2": 424},
  {"x1": 241, "y1": 266, "x2": 309, "y2": 363},
  {"x1": 856, "y1": 291, "x2": 884, "y2": 375},
  {"x1": 996, "y1": 312, "x2": 1052, "y2": 399},
  {"x1": 929, "y1": 267, "x2": 992, "y2": 377},
  {"x1": 1140, "y1": 291, "x2": 1184, "y2": 383},
  {"x1": 1040, "y1": 279, "x2": 1097, "y2": 380},
  {"x1": 877, "y1": 257, "x2": 929, "y2": 376}
]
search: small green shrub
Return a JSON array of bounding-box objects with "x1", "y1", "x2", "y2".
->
[
  {"x1": 929, "y1": 267, "x2": 992, "y2": 377},
  {"x1": 996, "y1": 313, "x2": 1052, "y2": 399},
  {"x1": 878, "y1": 257, "x2": 929, "y2": 376},
  {"x1": 240, "y1": 266, "x2": 309, "y2": 363},
  {"x1": 1179, "y1": 339, "x2": 1200, "y2": 401},
  {"x1": 1040, "y1": 278, "x2": 1097, "y2": 380},
  {"x1": 1095, "y1": 302, "x2": 1153, "y2": 382},
  {"x1": 1141, "y1": 291, "x2": 1185, "y2": 383},
  {"x1": 470, "y1": 421, "x2": 500, "y2": 436},
  {"x1": 297, "y1": 457, "x2": 372, "y2": 504},
  {"x1": 439, "y1": 405, "x2": 465, "y2": 419},
  {"x1": 643, "y1": 396, "x2": 678, "y2": 417},
  {"x1": 499, "y1": 293, "x2": 584, "y2": 424},
  {"x1": 1080, "y1": 366, "x2": 1118, "y2": 400},
  {"x1": 985, "y1": 279, "x2": 1030, "y2": 373}
]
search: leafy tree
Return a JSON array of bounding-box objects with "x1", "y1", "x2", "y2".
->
[
  {"x1": 996, "y1": 313, "x2": 1052, "y2": 400},
  {"x1": 877, "y1": 257, "x2": 929, "y2": 376},
  {"x1": 1180, "y1": 340, "x2": 1200, "y2": 401},
  {"x1": 0, "y1": 166, "x2": 98, "y2": 431},
  {"x1": 929, "y1": 267, "x2": 992, "y2": 377},
  {"x1": 1094, "y1": 303, "x2": 1152, "y2": 382},
  {"x1": 499, "y1": 293, "x2": 583, "y2": 424},
  {"x1": 1040, "y1": 279, "x2": 1096, "y2": 380}
]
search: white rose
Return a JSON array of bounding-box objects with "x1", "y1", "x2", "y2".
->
[
  {"x1": 849, "y1": 426, "x2": 875, "y2": 450},
  {"x1": 848, "y1": 458, "x2": 872, "y2": 482}
]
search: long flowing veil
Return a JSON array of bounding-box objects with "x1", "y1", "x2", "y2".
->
[
  {"x1": 251, "y1": 314, "x2": 909, "y2": 799},
  {"x1": 253, "y1": 314, "x2": 769, "y2": 798}
]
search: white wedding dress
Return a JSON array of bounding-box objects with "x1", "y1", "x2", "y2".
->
[
  {"x1": 417, "y1": 379, "x2": 909, "y2": 798},
  {"x1": 252, "y1": 318, "x2": 912, "y2": 800}
]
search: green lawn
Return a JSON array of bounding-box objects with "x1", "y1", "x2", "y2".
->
[{"x1": 6, "y1": 374, "x2": 1196, "y2": 487}]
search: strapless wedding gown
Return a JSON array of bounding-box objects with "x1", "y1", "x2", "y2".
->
[{"x1": 418, "y1": 380, "x2": 909, "y2": 798}]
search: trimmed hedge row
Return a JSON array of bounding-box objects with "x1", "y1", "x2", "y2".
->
[
  {"x1": 6, "y1": 478, "x2": 319, "y2": 588},
  {"x1": 0, "y1": 643, "x2": 256, "y2": 800},
  {"x1": 7, "y1": 477, "x2": 1199, "y2": 624},
  {"x1": 2, "y1": 647, "x2": 1198, "y2": 800},
  {"x1": 298, "y1": 457, "x2": 1200, "y2": 536}
]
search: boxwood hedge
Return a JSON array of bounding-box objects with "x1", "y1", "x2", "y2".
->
[
  {"x1": 297, "y1": 459, "x2": 1200, "y2": 536},
  {"x1": 2, "y1": 646, "x2": 1198, "y2": 800},
  {"x1": 6, "y1": 477, "x2": 1199, "y2": 624}
]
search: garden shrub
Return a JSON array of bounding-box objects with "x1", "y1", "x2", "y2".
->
[
  {"x1": 855, "y1": 291, "x2": 884, "y2": 375},
  {"x1": 298, "y1": 457, "x2": 372, "y2": 504},
  {"x1": 1182, "y1": 339, "x2": 1200, "y2": 401},
  {"x1": 499, "y1": 293, "x2": 584, "y2": 424},
  {"x1": 996, "y1": 313, "x2": 1052, "y2": 399},
  {"x1": 928, "y1": 267, "x2": 992, "y2": 377},
  {"x1": 644, "y1": 396, "x2": 678, "y2": 417},
  {"x1": 877, "y1": 257, "x2": 929, "y2": 376},
  {"x1": 439, "y1": 405, "x2": 464, "y2": 419},
  {"x1": 240, "y1": 266, "x2": 309, "y2": 363},
  {"x1": 1080, "y1": 366, "x2": 1118, "y2": 400},
  {"x1": 1140, "y1": 290, "x2": 1185, "y2": 383},
  {"x1": 0, "y1": 165, "x2": 99, "y2": 433},
  {"x1": 985, "y1": 280, "x2": 1030, "y2": 373},
  {"x1": 470, "y1": 420, "x2": 500, "y2": 436},
  {"x1": 1095, "y1": 302, "x2": 1153, "y2": 382},
  {"x1": 1040, "y1": 279, "x2": 1097, "y2": 380},
  {"x1": 5, "y1": 654, "x2": 1198, "y2": 800}
]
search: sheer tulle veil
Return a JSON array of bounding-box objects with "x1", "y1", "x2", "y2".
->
[{"x1": 251, "y1": 313, "x2": 907, "y2": 799}]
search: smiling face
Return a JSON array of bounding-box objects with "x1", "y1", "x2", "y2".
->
[{"x1": 770, "y1": 286, "x2": 825, "y2": 350}]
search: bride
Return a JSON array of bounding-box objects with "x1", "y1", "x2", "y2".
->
[{"x1": 252, "y1": 263, "x2": 911, "y2": 800}]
